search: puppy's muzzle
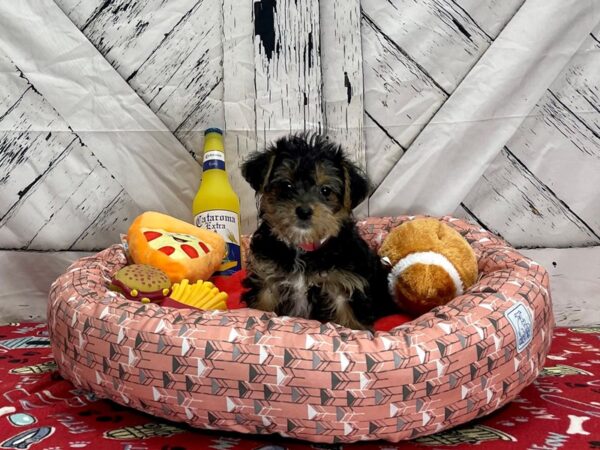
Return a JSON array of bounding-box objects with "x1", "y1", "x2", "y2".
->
[{"x1": 295, "y1": 205, "x2": 313, "y2": 221}]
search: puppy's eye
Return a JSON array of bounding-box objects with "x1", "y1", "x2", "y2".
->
[
  {"x1": 281, "y1": 182, "x2": 294, "y2": 192},
  {"x1": 320, "y1": 186, "x2": 332, "y2": 197}
]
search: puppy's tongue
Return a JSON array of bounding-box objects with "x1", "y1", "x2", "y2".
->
[{"x1": 298, "y1": 238, "x2": 327, "y2": 252}]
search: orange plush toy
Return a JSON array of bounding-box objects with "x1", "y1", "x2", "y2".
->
[
  {"x1": 127, "y1": 211, "x2": 226, "y2": 283},
  {"x1": 378, "y1": 218, "x2": 478, "y2": 316}
]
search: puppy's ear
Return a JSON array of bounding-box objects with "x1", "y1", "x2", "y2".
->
[
  {"x1": 343, "y1": 160, "x2": 370, "y2": 210},
  {"x1": 241, "y1": 149, "x2": 276, "y2": 193}
]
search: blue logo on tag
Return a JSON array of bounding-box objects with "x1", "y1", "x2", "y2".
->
[
  {"x1": 505, "y1": 303, "x2": 533, "y2": 353},
  {"x1": 203, "y1": 159, "x2": 226, "y2": 171}
]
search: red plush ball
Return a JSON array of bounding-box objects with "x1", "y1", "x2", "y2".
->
[
  {"x1": 211, "y1": 269, "x2": 247, "y2": 310},
  {"x1": 374, "y1": 313, "x2": 414, "y2": 332}
]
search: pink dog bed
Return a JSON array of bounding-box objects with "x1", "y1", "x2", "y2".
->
[{"x1": 48, "y1": 216, "x2": 553, "y2": 444}]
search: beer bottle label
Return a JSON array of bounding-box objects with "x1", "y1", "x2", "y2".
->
[
  {"x1": 194, "y1": 210, "x2": 241, "y2": 276},
  {"x1": 203, "y1": 151, "x2": 225, "y2": 171}
]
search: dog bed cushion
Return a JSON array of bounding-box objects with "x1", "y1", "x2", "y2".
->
[
  {"x1": 47, "y1": 216, "x2": 553, "y2": 444},
  {"x1": 6, "y1": 324, "x2": 599, "y2": 450}
]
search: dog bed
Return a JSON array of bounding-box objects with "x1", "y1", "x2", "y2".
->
[{"x1": 47, "y1": 216, "x2": 553, "y2": 444}]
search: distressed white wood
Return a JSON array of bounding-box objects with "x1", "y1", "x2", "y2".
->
[
  {"x1": 254, "y1": 0, "x2": 324, "y2": 149},
  {"x1": 70, "y1": 191, "x2": 142, "y2": 250},
  {"x1": 57, "y1": 0, "x2": 225, "y2": 160},
  {"x1": 370, "y1": 0, "x2": 599, "y2": 219},
  {"x1": 0, "y1": 50, "x2": 141, "y2": 251},
  {"x1": 0, "y1": 41, "x2": 141, "y2": 252},
  {"x1": 360, "y1": 0, "x2": 525, "y2": 196},
  {"x1": 457, "y1": 31, "x2": 600, "y2": 246},
  {"x1": 320, "y1": 0, "x2": 364, "y2": 165},
  {"x1": 0, "y1": 55, "x2": 30, "y2": 115},
  {"x1": 56, "y1": 0, "x2": 202, "y2": 77},
  {"x1": 364, "y1": 114, "x2": 405, "y2": 188},
  {"x1": 361, "y1": 14, "x2": 447, "y2": 149},
  {"x1": 173, "y1": 81, "x2": 225, "y2": 161},
  {"x1": 0, "y1": 126, "x2": 77, "y2": 224},
  {"x1": 0, "y1": 60, "x2": 77, "y2": 220},
  {"x1": 362, "y1": 0, "x2": 491, "y2": 93},
  {"x1": 460, "y1": 148, "x2": 600, "y2": 248},
  {"x1": 134, "y1": 0, "x2": 224, "y2": 154},
  {"x1": 453, "y1": 0, "x2": 525, "y2": 38},
  {"x1": 521, "y1": 246, "x2": 600, "y2": 327},
  {"x1": 0, "y1": 136, "x2": 140, "y2": 250},
  {"x1": 0, "y1": 0, "x2": 201, "y2": 223},
  {"x1": 550, "y1": 31, "x2": 600, "y2": 138},
  {"x1": 223, "y1": 0, "x2": 258, "y2": 234},
  {"x1": 54, "y1": 0, "x2": 104, "y2": 28},
  {"x1": 507, "y1": 93, "x2": 600, "y2": 237}
]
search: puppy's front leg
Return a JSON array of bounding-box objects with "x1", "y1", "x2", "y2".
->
[
  {"x1": 253, "y1": 287, "x2": 279, "y2": 312},
  {"x1": 333, "y1": 303, "x2": 367, "y2": 330},
  {"x1": 339, "y1": 289, "x2": 379, "y2": 331},
  {"x1": 242, "y1": 274, "x2": 278, "y2": 312}
]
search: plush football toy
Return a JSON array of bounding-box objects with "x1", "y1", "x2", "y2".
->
[
  {"x1": 379, "y1": 218, "x2": 478, "y2": 316},
  {"x1": 127, "y1": 211, "x2": 226, "y2": 283}
]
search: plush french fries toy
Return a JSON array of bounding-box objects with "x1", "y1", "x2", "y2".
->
[{"x1": 168, "y1": 279, "x2": 228, "y2": 310}]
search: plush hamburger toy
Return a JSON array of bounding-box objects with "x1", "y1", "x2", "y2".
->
[
  {"x1": 378, "y1": 218, "x2": 478, "y2": 316},
  {"x1": 109, "y1": 264, "x2": 172, "y2": 303}
]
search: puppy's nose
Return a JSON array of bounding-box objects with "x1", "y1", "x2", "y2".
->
[{"x1": 296, "y1": 205, "x2": 313, "y2": 220}]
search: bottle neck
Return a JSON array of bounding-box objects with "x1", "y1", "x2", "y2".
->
[
  {"x1": 201, "y1": 131, "x2": 228, "y2": 181},
  {"x1": 202, "y1": 150, "x2": 231, "y2": 187},
  {"x1": 203, "y1": 150, "x2": 226, "y2": 171}
]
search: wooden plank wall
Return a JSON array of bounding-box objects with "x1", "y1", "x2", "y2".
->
[
  {"x1": 223, "y1": 0, "x2": 365, "y2": 231},
  {"x1": 361, "y1": 0, "x2": 523, "y2": 194},
  {"x1": 320, "y1": 0, "x2": 365, "y2": 163},
  {"x1": 52, "y1": 0, "x2": 366, "y2": 234},
  {"x1": 55, "y1": 0, "x2": 225, "y2": 161},
  {"x1": 0, "y1": 51, "x2": 142, "y2": 251},
  {"x1": 222, "y1": 0, "x2": 258, "y2": 231},
  {"x1": 1, "y1": 0, "x2": 598, "y2": 249},
  {"x1": 457, "y1": 27, "x2": 600, "y2": 247},
  {"x1": 361, "y1": 0, "x2": 600, "y2": 249},
  {"x1": 253, "y1": 0, "x2": 324, "y2": 149}
]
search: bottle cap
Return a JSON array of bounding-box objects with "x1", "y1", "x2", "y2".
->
[{"x1": 204, "y1": 127, "x2": 223, "y2": 135}]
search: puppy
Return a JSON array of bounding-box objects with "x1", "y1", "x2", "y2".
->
[{"x1": 240, "y1": 134, "x2": 398, "y2": 330}]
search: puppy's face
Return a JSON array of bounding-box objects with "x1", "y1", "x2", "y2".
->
[
  {"x1": 242, "y1": 135, "x2": 369, "y2": 246},
  {"x1": 262, "y1": 157, "x2": 346, "y2": 245}
]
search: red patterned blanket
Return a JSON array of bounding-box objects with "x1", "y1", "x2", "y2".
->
[{"x1": 0, "y1": 323, "x2": 598, "y2": 449}]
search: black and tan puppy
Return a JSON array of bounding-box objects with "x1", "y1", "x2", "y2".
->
[{"x1": 241, "y1": 134, "x2": 397, "y2": 330}]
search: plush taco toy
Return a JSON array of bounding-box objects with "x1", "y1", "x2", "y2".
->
[
  {"x1": 378, "y1": 218, "x2": 478, "y2": 316},
  {"x1": 127, "y1": 211, "x2": 226, "y2": 283}
]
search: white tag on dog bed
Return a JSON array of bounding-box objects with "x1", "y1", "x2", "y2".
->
[
  {"x1": 505, "y1": 303, "x2": 533, "y2": 353},
  {"x1": 119, "y1": 233, "x2": 129, "y2": 252}
]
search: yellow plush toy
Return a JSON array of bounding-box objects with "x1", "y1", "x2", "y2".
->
[
  {"x1": 169, "y1": 279, "x2": 228, "y2": 310},
  {"x1": 378, "y1": 218, "x2": 478, "y2": 315},
  {"x1": 127, "y1": 211, "x2": 226, "y2": 283}
]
